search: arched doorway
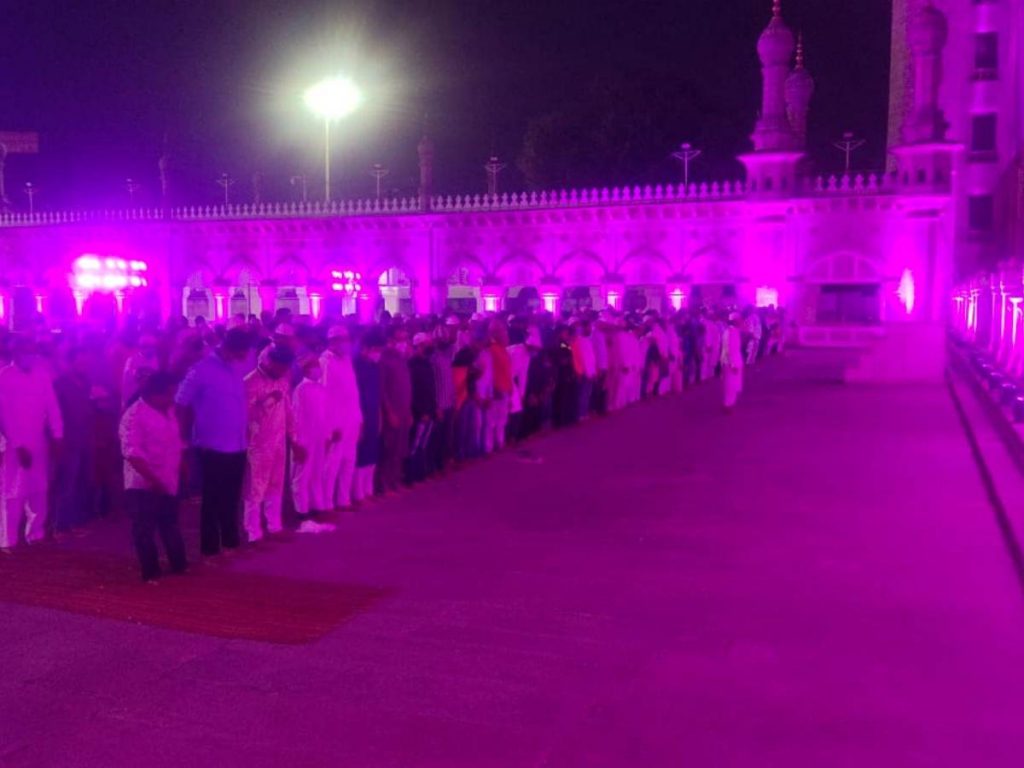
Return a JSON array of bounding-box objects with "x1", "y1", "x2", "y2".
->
[
  {"x1": 619, "y1": 251, "x2": 672, "y2": 313},
  {"x1": 378, "y1": 267, "x2": 413, "y2": 317},
  {"x1": 556, "y1": 252, "x2": 607, "y2": 312},
  {"x1": 446, "y1": 262, "x2": 484, "y2": 314},
  {"x1": 495, "y1": 254, "x2": 545, "y2": 315},
  {"x1": 801, "y1": 252, "x2": 883, "y2": 326}
]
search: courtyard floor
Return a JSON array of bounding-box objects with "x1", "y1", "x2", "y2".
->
[{"x1": 1, "y1": 350, "x2": 1023, "y2": 767}]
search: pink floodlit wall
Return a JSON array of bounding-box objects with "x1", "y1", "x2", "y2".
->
[{"x1": 0, "y1": 173, "x2": 956, "y2": 334}]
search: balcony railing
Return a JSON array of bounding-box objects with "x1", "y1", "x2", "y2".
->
[{"x1": 0, "y1": 171, "x2": 903, "y2": 228}]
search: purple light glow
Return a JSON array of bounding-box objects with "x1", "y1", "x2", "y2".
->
[
  {"x1": 330, "y1": 269, "x2": 362, "y2": 296},
  {"x1": 755, "y1": 286, "x2": 779, "y2": 308},
  {"x1": 71, "y1": 255, "x2": 149, "y2": 306},
  {"x1": 897, "y1": 269, "x2": 915, "y2": 315},
  {"x1": 669, "y1": 289, "x2": 685, "y2": 311}
]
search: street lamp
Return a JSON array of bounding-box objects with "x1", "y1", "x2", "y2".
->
[{"x1": 303, "y1": 76, "x2": 363, "y2": 202}]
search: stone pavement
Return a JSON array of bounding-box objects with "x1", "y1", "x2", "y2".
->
[{"x1": 2, "y1": 351, "x2": 1023, "y2": 767}]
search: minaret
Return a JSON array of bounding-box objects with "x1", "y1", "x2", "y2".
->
[
  {"x1": 890, "y1": 2, "x2": 956, "y2": 195},
  {"x1": 784, "y1": 33, "x2": 814, "y2": 148},
  {"x1": 417, "y1": 134, "x2": 434, "y2": 212},
  {"x1": 741, "y1": 1, "x2": 804, "y2": 198},
  {"x1": 752, "y1": 0, "x2": 798, "y2": 153},
  {"x1": 902, "y1": 1, "x2": 948, "y2": 145}
]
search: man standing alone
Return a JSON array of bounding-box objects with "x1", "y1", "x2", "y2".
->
[{"x1": 721, "y1": 313, "x2": 745, "y2": 411}]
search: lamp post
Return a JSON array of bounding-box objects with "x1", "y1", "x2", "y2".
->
[
  {"x1": 370, "y1": 163, "x2": 389, "y2": 200},
  {"x1": 216, "y1": 173, "x2": 234, "y2": 205},
  {"x1": 126, "y1": 178, "x2": 141, "y2": 205},
  {"x1": 671, "y1": 142, "x2": 702, "y2": 188},
  {"x1": 832, "y1": 131, "x2": 866, "y2": 173},
  {"x1": 24, "y1": 182, "x2": 37, "y2": 214},
  {"x1": 303, "y1": 76, "x2": 363, "y2": 202}
]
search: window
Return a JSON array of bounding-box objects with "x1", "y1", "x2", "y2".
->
[
  {"x1": 971, "y1": 114, "x2": 997, "y2": 153},
  {"x1": 974, "y1": 33, "x2": 998, "y2": 74},
  {"x1": 968, "y1": 195, "x2": 994, "y2": 231},
  {"x1": 817, "y1": 285, "x2": 881, "y2": 325}
]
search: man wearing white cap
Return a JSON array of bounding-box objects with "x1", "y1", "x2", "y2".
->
[
  {"x1": 721, "y1": 312, "x2": 744, "y2": 410},
  {"x1": 320, "y1": 325, "x2": 363, "y2": 510}
]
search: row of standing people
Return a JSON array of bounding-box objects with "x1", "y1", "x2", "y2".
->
[{"x1": 0, "y1": 304, "x2": 784, "y2": 578}]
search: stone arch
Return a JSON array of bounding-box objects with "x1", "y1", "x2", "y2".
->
[
  {"x1": 618, "y1": 248, "x2": 673, "y2": 285},
  {"x1": 494, "y1": 252, "x2": 546, "y2": 286},
  {"x1": 445, "y1": 253, "x2": 488, "y2": 286},
  {"x1": 220, "y1": 253, "x2": 263, "y2": 285},
  {"x1": 365, "y1": 257, "x2": 416, "y2": 288},
  {"x1": 682, "y1": 245, "x2": 740, "y2": 284},
  {"x1": 554, "y1": 250, "x2": 609, "y2": 286},
  {"x1": 270, "y1": 253, "x2": 312, "y2": 286},
  {"x1": 804, "y1": 251, "x2": 882, "y2": 284}
]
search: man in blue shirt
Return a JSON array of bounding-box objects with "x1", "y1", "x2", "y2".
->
[{"x1": 176, "y1": 328, "x2": 252, "y2": 557}]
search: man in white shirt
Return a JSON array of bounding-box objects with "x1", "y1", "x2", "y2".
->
[
  {"x1": 0, "y1": 336, "x2": 64, "y2": 552},
  {"x1": 119, "y1": 372, "x2": 187, "y2": 581},
  {"x1": 722, "y1": 313, "x2": 745, "y2": 410}
]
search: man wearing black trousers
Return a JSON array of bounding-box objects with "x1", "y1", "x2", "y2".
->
[
  {"x1": 119, "y1": 372, "x2": 188, "y2": 582},
  {"x1": 176, "y1": 328, "x2": 251, "y2": 557}
]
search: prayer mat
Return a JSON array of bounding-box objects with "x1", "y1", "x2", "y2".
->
[{"x1": 0, "y1": 548, "x2": 387, "y2": 644}]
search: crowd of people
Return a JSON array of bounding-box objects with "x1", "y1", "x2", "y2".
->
[{"x1": 0, "y1": 301, "x2": 786, "y2": 581}]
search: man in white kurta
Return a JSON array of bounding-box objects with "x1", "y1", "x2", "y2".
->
[
  {"x1": 320, "y1": 325, "x2": 363, "y2": 509},
  {"x1": 291, "y1": 357, "x2": 329, "y2": 516},
  {"x1": 721, "y1": 314, "x2": 745, "y2": 410},
  {"x1": 0, "y1": 339, "x2": 64, "y2": 550}
]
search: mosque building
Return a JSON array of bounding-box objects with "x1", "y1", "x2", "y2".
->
[{"x1": 0, "y1": 1, "x2": 1021, "y2": 381}]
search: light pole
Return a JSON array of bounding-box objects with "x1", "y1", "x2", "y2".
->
[
  {"x1": 484, "y1": 155, "x2": 506, "y2": 196},
  {"x1": 216, "y1": 173, "x2": 234, "y2": 205},
  {"x1": 24, "y1": 182, "x2": 37, "y2": 214},
  {"x1": 370, "y1": 163, "x2": 389, "y2": 199},
  {"x1": 671, "y1": 142, "x2": 702, "y2": 188},
  {"x1": 304, "y1": 76, "x2": 363, "y2": 202},
  {"x1": 832, "y1": 131, "x2": 865, "y2": 174},
  {"x1": 126, "y1": 178, "x2": 140, "y2": 205}
]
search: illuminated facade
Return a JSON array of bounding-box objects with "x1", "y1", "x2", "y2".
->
[{"x1": 0, "y1": 1, "x2": 1004, "y2": 380}]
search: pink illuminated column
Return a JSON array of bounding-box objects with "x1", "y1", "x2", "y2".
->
[
  {"x1": 1010, "y1": 297, "x2": 1023, "y2": 348},
  {"x1": 213, "y1": 291, "x2": 226, "y2": 321},
  {"x1": 258, "y1": 284, "x2": 276, "y2": 317},
  {"x1": 540, "y1": 283, "x2": 561, "y2": 315},
  {"x1": 481, "y1": 284, "x2": 504, "y2": 313},
  {"x1": 309, "y1": 291, "x2": 323, "y2": 320},
  {"x1": 602, "y1": 281, "x2": 625, "y2": 311}
]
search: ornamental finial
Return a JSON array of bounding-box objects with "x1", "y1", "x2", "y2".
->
[
  {"x1": 773, "y1": 0, "x2": 782, "y2": 19},
  {"x1": 795, "y1": 31, "x2": 804, "y2": 67}
]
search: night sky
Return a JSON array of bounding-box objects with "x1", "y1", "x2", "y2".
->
[{"x1": 2, "y1": 0, "x2": 892, "y2": 208}]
